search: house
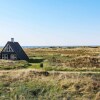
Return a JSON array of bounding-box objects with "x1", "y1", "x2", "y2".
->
[{"x1": 0, "y1": 38, "x2": 29, "y2": 60}]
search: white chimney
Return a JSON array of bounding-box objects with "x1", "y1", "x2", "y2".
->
[{"x1": 11, "y1": 38, "x2": 14, "y2": 42}]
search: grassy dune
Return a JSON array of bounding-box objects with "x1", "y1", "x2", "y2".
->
[
  {"x1": 0, "y1": 60, "x2": 30, "y2": 70},
  {"x1": 24, "y1": 47, "x2": 100, "y2": 71},
  {"x1": 0, "y1": 70, "x2": 100, "y2": 100}
]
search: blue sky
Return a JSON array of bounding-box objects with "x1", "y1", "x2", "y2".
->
[{"x1": 0, "y1": 0, "x2": 100, "y2": 46}]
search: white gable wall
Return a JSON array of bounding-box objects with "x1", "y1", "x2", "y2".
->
[{"x1": 2, "y1": 44, "x2": 14, "y2": 52}]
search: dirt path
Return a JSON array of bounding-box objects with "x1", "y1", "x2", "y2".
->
[
  {"x1": 48, "y1": 71, "x2": 100, "y2": 74},
  {"x1": 0, "y1": 68, "x2": 99, "y2": 74}
]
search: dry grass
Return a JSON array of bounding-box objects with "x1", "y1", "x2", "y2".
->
[
  {"x1": 0, "y1": 60, "x2": 30, "y2": 70},
  {"x1": 0, "y1": 69, "x2": 99, "y2": 100},
  {"x1": 24, "y1": 47, "x2": 100, "y2": 71}
]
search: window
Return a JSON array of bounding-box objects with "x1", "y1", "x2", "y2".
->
[{"x1": 2, "y1": 54, "x2": 8, "y2": 59}]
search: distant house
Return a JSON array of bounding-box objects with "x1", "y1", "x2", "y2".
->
[{"x1": 0, "y1": 38, "x2": 29, "y2": 60}]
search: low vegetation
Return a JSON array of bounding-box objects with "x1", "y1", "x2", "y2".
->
[
  {"x1": 0, "y1": 60, "x2": 30, "y2": 70},
  {"x1": 0, "y1": 70, "x2": 99, "y2": 100},
  {"x1": 24, "y1": 47, "x2": 100, "y2": 71}
]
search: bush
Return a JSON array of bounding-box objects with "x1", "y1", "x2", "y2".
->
[{"x1": 40, "y1": 63, "x2": 43, "y2": 68}]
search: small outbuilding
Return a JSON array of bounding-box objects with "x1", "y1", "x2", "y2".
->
[{"x1": 0, "y1": 38, "x2": 29, "y2": 60}]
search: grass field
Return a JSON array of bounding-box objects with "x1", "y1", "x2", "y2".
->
[
  {"x1": 0, "y1": 69, "x2": 100, "y2": 100},
  {"x1": 24, "y1": 47, "x2": 100, "y2": 72},
  {"x1": 0, "y1": 47, "x2": 100, "y2": 100}
]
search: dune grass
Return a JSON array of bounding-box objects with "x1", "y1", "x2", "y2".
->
[
  {"x1": 0, "y1": 60, "x2": 30, "y2": 70},
  {"x1": 0, "y1": 70, "x2": 99, "y2": 100},
  {"x1": 24, "y1": 47, "x2": 100, "y2": 72}
]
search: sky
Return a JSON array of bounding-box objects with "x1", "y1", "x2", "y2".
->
[{"x1": 0, "y1": 0, "x2": 100, "y2": 46}]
